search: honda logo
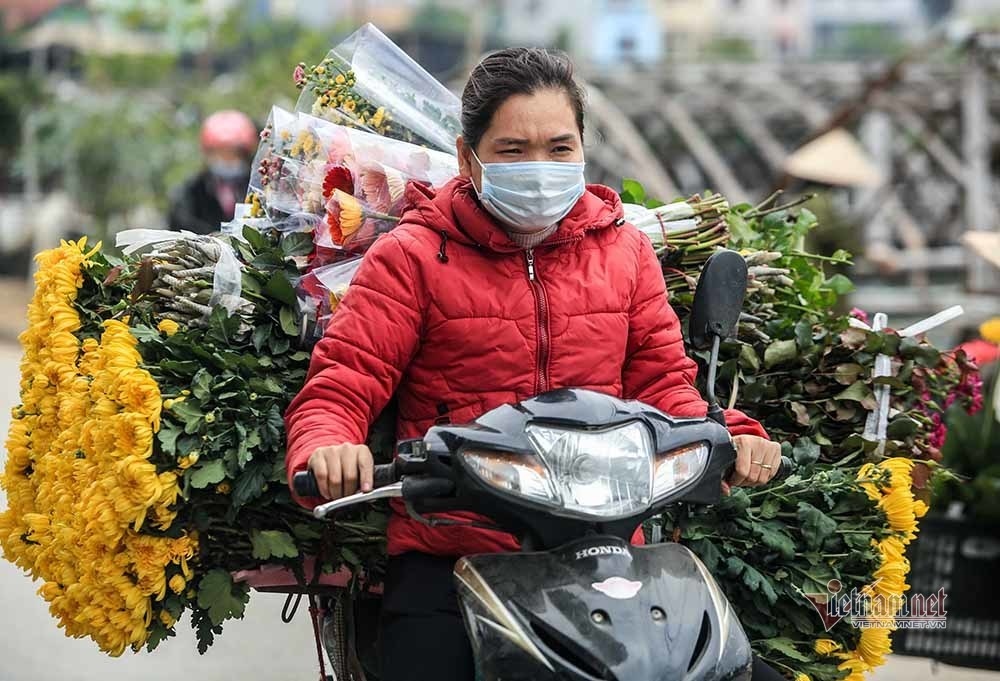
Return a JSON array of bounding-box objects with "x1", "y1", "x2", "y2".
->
[{"x1": 575, "y1": 545, "x2": 629, "y2": 560}]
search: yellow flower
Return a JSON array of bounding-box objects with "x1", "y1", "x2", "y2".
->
[
  {"x1": 880, "y1": 487, "x2": 918, "y2": 538},
  {"x1": 856, "y1": 462, "x2": 882, "y2": 501},
  {"x1": 168, "y1": 574, "x2": 186, "y2": 594},
  {"x1": 913, "y1": 499, "x2": 929, "y2": 518},
  {"x1": 159, "y1": 610, "x2": 176, "y2": 627},
  {"x1": 877, "y1": 535, "x2": 906, "y2": 564},
  {"x1": 163, "y1": 396, "x2": 186, "y2": 410},
  {"x1": 794, "y1": 674, "x2": 811, "y2": 681},
  {"x1": 333, "y1": 189, "x2": 363, "y2": 239},
  {"x1": 814, "y1": 639, "x2": 841, "y2": 656},
  {"x1": 856, "y1": 626, "x2": 892, "y2": 667},
  {"x1": 837, "y1": 656, "x2": 870, "y2": 681},
  {"x1": 879, "y1": 457, "x2": 913, "y2": 491},
  {"x1": 981, "y1": 317, "x2": 1000, "y2": 344},
  {"x1": 157, "y1": 319, "x2": 179, "y2": 336},
  {"x1": 177, "y1": 451, "x2": 199, "y2": 469},
  {"x1": 216, "y1": 482, "x2": 231, "y2": 495},
  {"x1": 872, "y1": 561, "x2": 909, "y2": 603},
  {"x1": 335, "y1": 73, "x2": 345, "y2": 84}
]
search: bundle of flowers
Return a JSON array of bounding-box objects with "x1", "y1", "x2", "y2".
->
[{"x1": 0, "y1": 25, "x2": 975, "y2": 680}]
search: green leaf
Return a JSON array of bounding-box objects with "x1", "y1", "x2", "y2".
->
[
  {"x1": 252, "y1": 323, "x2": 271, "y2": 352},
  {"x1": 738, "y1": 344, "x2": 760, "y2": 372},
  {"x1": 232, "y1": 462, "x2": 268, "y2": 508},
  {"x1": 145, "y1": 622, "x2": 172, "y2": 652},
  {"x1": 281, "y1": 232, "x2": 315, "y2": 257},
  {"x1": 621, "y1": 178, "x2": 646, "y2": 204},
  {"x1": 189, "y1": 459, "x2": 226, "y2": 489},
  {"x1": 833, "y1": 363, "x2": 864, "y2": 385},
  {"x1": 792, "y1": 437, "x2": 821, "y2": 466},
  {"x1": 794, "y1": 319, "x2": 813, "y2": 349},
  {"x1": 279, "y1": 305, "x2": 300, "y2": 336},
  {"x1": 789, "y1": 402, "x2": 811, "y2": 427},
  {"x1": 759, "y1": 637, "x2": 811, "y2": 663},
  {"x1": 824, "y1": 273, "x2": 855, "y2": 296},
  {"x1": 250, "y1": 529, "x2": 299, "y2": 560},
  {"x1": 741, "y1": 563, "x2": 779, "y2": 604},
  {"x1": 196, "y1": 569, "x2": 249, "y2": 626},
  {"x1": 796, "y1": 502, "x2": 838, "y2": 550},
  {"x1": 754, "y1": 520, "x2": 796, "y2": 560},
  {"x1": 764, "y1": 339, "x2": 798, "y2": 368},
  {"x1": 725, "y1": 555, "x2": 745, "y2": 578},
  {"x1": 158, "y1": 422, "x2": 183, "y2": 456},
  {"x1": 242, "y1": 225, "x2": 267, "y2": 252},
  {"x1": 886, "y1": 416, "x2": 918, "y2": 439},
  {"x1": 759, "y1": 498, "x2": 780, "y2": 519},
  {"x1": 130, "y1": 325, "x2": 161, "y2": 343},
  {"x1": 834, "y1": 381, "x2": 873, "y2": 406},
  {"x1": 689, "y1": 538, "x2": 723, "y2": 572},
  {"x1": 264, "y1": 271, "x2": 297, "y2": 306},
  {"x1": 192, "y1": 369, "x2": 213, "y2": 401}
]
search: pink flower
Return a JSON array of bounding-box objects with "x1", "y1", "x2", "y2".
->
[
  {"x1": 293, "y1": 63, "x2": 307, "y2": 88},
  {"x1": 359, "y1": 163, "x2": 392, "y2": 214},
  {"x1": 850, "y1": 307, "x2": 870, "y2": 325}
]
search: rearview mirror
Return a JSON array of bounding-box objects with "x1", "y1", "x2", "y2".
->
[{"x1": 688, "y1": 250, "x2": 748, "y2": 351}]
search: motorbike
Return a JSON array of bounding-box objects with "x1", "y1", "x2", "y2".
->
[{"x1": 286, "y1": 249, "x2": 791, "y2": 681}]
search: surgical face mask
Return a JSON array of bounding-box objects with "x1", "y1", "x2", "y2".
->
[
  {"x1": 471, "y1": 149, "x2": 586, "y2": 233},
  {"x1": 208, "y1": 159, "x2": 249, "y2": 181}
]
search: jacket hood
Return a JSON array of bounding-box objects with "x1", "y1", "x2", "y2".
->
[{"x1": 402, "y1": 176, "x2": 625, "y2": 254}]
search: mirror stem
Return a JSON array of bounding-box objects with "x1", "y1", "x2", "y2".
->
[{"x1": 705, "y1": 335, "x2": 727, "y2": 427}]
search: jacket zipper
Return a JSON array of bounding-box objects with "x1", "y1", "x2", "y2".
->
[{"x1": 525, "y1": 249, "x2": 550, "y2": 393}]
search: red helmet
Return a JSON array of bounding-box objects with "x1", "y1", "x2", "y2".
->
[{"x1": 200, "y1": 110, "x2": 258, "y2": 154}]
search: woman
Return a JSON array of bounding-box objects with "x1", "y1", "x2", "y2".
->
[{"x1": 286, "y1": 48, "x2": 784, "y2": 681}]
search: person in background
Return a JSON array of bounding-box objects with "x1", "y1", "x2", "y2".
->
[
  {"x1": 168, "y1": 110, "x2": 257, "y2": 234},
  {"x1": 958, "y1": 318, "x2": 1000, "y2": 383}
]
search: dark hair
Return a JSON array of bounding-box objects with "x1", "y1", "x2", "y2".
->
[{"x1": 461, "y1": 47, "x2": 586, "y2": 150}]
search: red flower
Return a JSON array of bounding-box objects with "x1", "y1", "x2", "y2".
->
[{"x1": 322, "y1": 165, "x2": 355, "y2": 199}]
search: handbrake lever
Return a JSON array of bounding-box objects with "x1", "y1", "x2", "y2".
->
[{"x1": 313, "y1": 482, "x2": 404, "y2": 519}]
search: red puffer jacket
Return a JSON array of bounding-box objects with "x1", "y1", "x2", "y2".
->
[{"x1": 285, "y1": 177, "x2": 768, "y2": 557}]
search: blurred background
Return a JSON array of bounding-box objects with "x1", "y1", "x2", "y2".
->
[
  {"x1": 0, "y1": 0, "x2": 998, "y2": 345},
  {"x1": 0, "y1": 2, "x2": 998, "y2": 680}
]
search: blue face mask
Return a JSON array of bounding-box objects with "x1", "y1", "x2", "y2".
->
[
  {"x1": 471, "y1": 149, "x2": 586, "y2": 233},
  {"x1": 209, "y1": 159, "x2": 249, "y2": 181}
]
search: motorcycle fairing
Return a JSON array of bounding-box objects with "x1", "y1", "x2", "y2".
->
[{"x1": 455, "y1": 536, "x2": 753, "y2": 681}]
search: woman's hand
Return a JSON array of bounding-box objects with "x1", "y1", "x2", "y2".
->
[
  {"x1": 307, "y1": 443, "x2": 374, "y2": 499},
  {"x1": 722, "y1": 435, "x2": 782, "y2": 494}
]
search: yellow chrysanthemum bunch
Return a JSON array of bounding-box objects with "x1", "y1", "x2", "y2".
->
[
  {"x1": 0, "y1": 239, "x2": 194, "y2": 656},
  {"x1": 819, "y1": 458, "x2": 928, "y2": 680}
]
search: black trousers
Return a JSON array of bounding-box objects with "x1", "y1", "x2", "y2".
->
[{"x1": 379, "y1": 552, "x2": 786, "y2": 681}]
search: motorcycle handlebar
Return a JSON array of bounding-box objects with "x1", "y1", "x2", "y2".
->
[
  {"x1": 292, "y1": 462, "x2": 399, "y2": 498},
  {"x1": 774, "y1": 455, "x2": 794, "y2": 481},
  {"x1": 294, "y1": 452, "x2": 793, "y2": 501}
]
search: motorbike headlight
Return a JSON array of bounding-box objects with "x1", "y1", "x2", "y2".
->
[
  {"x1": 652, "y1": 442, "x2": 709, "y2": 500},
  {"x1": 462, "y1": 449, "x2": 559, "y2": 505},
  {"x1": 524, "y1": 422, "x2": 653, "y2": 519}
]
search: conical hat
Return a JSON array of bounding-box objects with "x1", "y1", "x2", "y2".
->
[
  {"x1": 784, "y1": 128, "x2": 882, "y2": 187},
  {"x1": 963, "y1": 231, "x2": 1000, "y2": 270}
]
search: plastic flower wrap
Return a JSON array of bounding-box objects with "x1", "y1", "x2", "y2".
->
[
  {"x1": 293, "y1": 23, "x2": 461, "y2": 152},
  {"x1": 296, "y1": 257, "x2": 363, "y2": 345},
  {"x1": 248, "y1": 107, "x2": 456, "y2": 257}
]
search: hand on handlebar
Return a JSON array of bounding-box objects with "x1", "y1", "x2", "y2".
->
[
  {"x1": 307, "y1": 443, "x2": 374, "y2": 499},
  {"x1": 722, "y1": 435, "x2": 782, "y2": 495}
]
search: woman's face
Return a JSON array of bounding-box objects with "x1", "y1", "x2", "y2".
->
[{"x1": 457, "y1": 88, "x2": 583, "y2": 192}]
